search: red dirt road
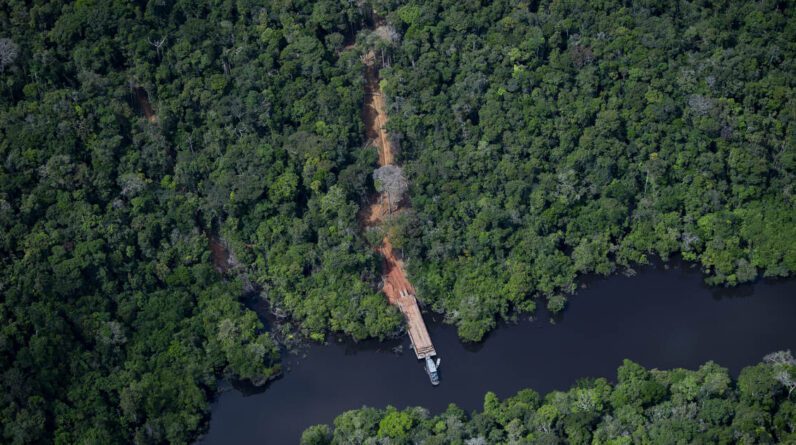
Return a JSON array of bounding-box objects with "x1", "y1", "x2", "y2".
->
[
  {"x1": 378, "y1": 238, "x2": 414, "y2": 305},
  {"x1": 361, "y1": 49, "x2": 410, "y2": 306},
  {"x1": 360, "y1": 50, "x2": 435, "y2": 358}
]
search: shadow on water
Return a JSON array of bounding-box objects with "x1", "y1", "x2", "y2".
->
[
  {"x1": 460, "y1": 335, "x2": 489, "y2": 353},
  {"x1": 328, "y1": 332, "x2": 405, "y2": 356},
  {"x1": 201, "y1": 260, "x2": 796, "y2": 445},
  {"x1": 704, "y1": 275, "x2": 795, "y2": 301},
  {"x1": 227, "y1": 374, "x2": 282, "y2": 398},
  {"x1": 709, "y1": 282, "x2": 756, "y2": 300},
  {"x1": 241, "y1": 292, "x2": 275, "y2": 331}
]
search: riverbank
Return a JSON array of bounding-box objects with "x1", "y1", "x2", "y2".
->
[
  {"x1": 358, "y1": 24, "x2": 438, "y2": 364},
  {"x1": 303, "y1": 354, "x2": 795, "y2": 444},
  {"x1": 199, "y1": 260, "x2": 796, "y2": 444}
]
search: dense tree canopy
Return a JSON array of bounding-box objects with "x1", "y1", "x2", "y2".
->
[
  {"x1": 1, "y1": 0, "x2": 794, "y2": 443},
  {"x1": 303, "y1": 354, "x2": 796, "y2": 444},
  {"x1": 0, "y1": 0, "x2": 398, "y2": 443},
  {"x1": 372, "y1": 0, "x2": 796, "y2": 341}
]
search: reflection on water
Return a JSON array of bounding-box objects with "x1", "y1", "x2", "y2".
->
[
  {"x1": 709, "y1": 280, "x2": 757, "y2": 300},
  {"x1": 200, "y1": 260, "x2": 796, "y2": 445}
]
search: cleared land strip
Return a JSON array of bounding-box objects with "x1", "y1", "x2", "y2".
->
[{"x1": 361, "y1": 51, "x2": 436, "y2": 360}]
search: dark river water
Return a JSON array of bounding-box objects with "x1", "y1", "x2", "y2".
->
[{"x1": 200, "y1": 260, "x2": 796, "y2": 444}]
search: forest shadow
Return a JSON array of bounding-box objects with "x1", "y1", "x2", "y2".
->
[
  {"x1": 329, "y1": 331, "x2": 406, "y2": 356},
  {"x1": 227, "y1": 373, "x2": 284, "y2": 398},
  {"x1": 709, "y1": 282, "x2": 756, "y2": 300}
]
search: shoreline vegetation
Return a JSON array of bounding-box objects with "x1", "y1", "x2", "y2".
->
[
  {"x1": 0, "y1": 0, "x2": 793, "y2": 444},
  {"x1": 375, "y1": 0, "x2": 795, "y2": 342},
  {"x1": 302, "y1": 354, "x2": 796, "y2": 445}
]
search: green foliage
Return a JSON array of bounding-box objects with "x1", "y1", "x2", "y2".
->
[
  {"x1": 0, "y1": 0, "x2": 389, "y2": 443},
  {"x1": 546, "y1": 295, "x2": 567, "y2": 314},
  {"x1": 2, "y1": 0, "x2": 795, "y2": 442},
  {"x1": 397, "y1": 5, "x2": 421, "y2": 26},
  {"x1": 377, "y1": 0, "x2": 796, "y2": 338},
  {"x1": 739, "y1": 363, "x2": 781, "y2": 411},
  {"x1": 378, "y1": 408, "x2": 414, "y2": 439},
  {"x1": 300, "y1": 424, "x2": 332, "y2": 445},
  {"x1": 309, "y1": 356, "x2": 796, "y2": 444}
]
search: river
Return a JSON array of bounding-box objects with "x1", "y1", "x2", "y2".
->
[{"x1": 200, "y1": 260, "x2": 796, "y2": 444}]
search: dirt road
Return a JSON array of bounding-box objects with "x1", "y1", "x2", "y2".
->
[
  {"x1": 360, "y1": 48, "x2": 436, "y2": 359},
  {"x1": 362, "y1": 51, "x2": 395, "y2": 168},
  {"x1": 361, "y1": 49, "x2": 409, "y2": 304},
  {"x1": 359, "y1": 50, "x2": 401, "y2": 226}
]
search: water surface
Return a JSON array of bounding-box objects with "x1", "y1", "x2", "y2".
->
[{"x1": 201, "y1": 261, "x2": 796, "y2": 444}]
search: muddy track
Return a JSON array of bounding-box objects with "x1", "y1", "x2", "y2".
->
[
  {"x1": 360, "y1": 50, "x2": 400, "y2": 226},
  {"x1": 134, "y1": 86, "x2": 158, "y2": 124},
  {"x1": 359, "y1": 45, "x2": 435, "y2": 359},
  {"x1": 362, "y1": 53, "x2": 394, "y2": 167},
  {"x1": 360, "y1": 49, "x2": 410, "y2": 305}
]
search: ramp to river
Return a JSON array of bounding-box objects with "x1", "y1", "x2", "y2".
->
[
  {"x1": 360, "y1": 49, "x2": 437, "y2": 361},
  {"x1": 379, "y1": 239, "x2": 436, "y2": 359},
  {"x1": 201, "y1": 262, "x2": 796, "y2": 445}
]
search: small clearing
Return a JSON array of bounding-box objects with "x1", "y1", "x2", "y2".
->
[
  {"x1": 360, "y1": 47, "x2": 436, "y2": 359},
  {"x1": 134, "y1": 87, "x2": 158, "y2": 124},
  {"x1": 209, "y1": 237, "x2": 241, "y2": 274}
]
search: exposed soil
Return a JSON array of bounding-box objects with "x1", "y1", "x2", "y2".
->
[
  {"x1": 358, "y1": 193, "x2": 386, "y2": 226},
  {"x1": 378, "y1": 238, "x2": 414, "y2": 305},
  {"x1": 362, "y1": 51, "x2": 395, "y2": 167},
  {"x1": 359, "y1": 49, "x2": 430, "y2": 358},
  {"x1": 134, "y1": 86, "x2": 158, "y2": 124},
  {"x1": 210, "y1": 237, "x2": 240, "y2": 274},
  {"x1": 359, "y1": 50, "x2": 401, "y2": 228}
]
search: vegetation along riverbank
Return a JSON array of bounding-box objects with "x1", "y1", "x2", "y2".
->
[
  {"x1": 0, "y1": 0, "x2": 794, "y2": 443},
  {"x1": 302, "y1": 354, "x2": 796, "y2": 444}
]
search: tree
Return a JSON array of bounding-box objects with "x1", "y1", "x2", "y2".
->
[
  {"x1": 373, "y1": 165, "x2": 408, "y2": 213},
  {"x1": 764, "y1": 350, "x2": 796, "y2": 397},
  {"x1": 300, "y1": 425, "x2": 331, "y2": 445},
  {"x1": 0, "y1": 38, "x2": 18, "y2": 73},
  {"x1": 378, "y1": 409, "x2": 413, "y2": 439},
  {"x1": 311, "y1": 357, "x2": 794, "y2": 444}
]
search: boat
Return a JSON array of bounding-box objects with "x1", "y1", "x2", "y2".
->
[{"x1": 424, "y1": 356, "x2": 441, "y2": 385}]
